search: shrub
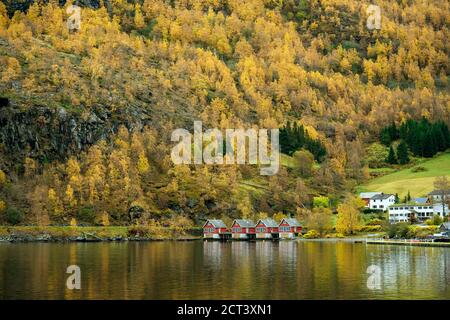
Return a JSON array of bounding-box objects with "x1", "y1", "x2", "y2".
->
[
  {"x1": 425, "y1": 215, "x2": 444, "y2": 226},
  {"x1": 383, "y1": 223, "x2": 436, "y2": 239},
  {"x1": 385, "y1": 222, "x2": 410, "y2": 239},
  {"x1": 366, "y1": 218, "x2": 383, "y2": 226},
  {"x1": 303, "y1": 230, "x2": 320, "y2": 239},
  {"x1": 414, "y1": 226, "x2": 437, "y2": 238},
  {"x1": 325, "y1": 233, "x2": 345, "y2": 238},
  {"x1": 165, "y1": 215, "x2": 194, "y2": 235},
  {"x1": 397, "y1": 223, "x2": 410, "y2": 238},
  {"x1": 5, "y1": 207, "x2": 24, "y2": 225},
  {"x1": 406, "y1": 226, "x2": 418, "y2": 238},
  {"x1": 411, "y1": 166, "x2": 427, "y2": 173},
  {"x1": 363, "y1": 209, "x2": 381, "y2": 214},
  {"x1": 76, "y1": 207, "x2": 96, "y2": 224},
  {"x1": 127, "y1": 225, "x2": 149, "y2": 238},
  {"x1": 358, "y1": 225, "x2": 383, "y2": 232},
  {"x1": 385, "y1": 223, "x2": 397, "y2": 238},
  {"x1": 313, "y1": 196, "x2": 329, "y2": 208}
]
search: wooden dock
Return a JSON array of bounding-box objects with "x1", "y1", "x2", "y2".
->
[{"x1": 366, "y1": 239, "x2": 450, "y2": 247}]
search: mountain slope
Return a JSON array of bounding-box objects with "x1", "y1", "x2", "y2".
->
[{"x1": 0, "y1": 0, "x2": 448, "y2": 225}]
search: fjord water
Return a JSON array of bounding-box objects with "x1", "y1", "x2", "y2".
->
[{"x1": 0, "y1": 241, "x2": 448, "y2": 299}]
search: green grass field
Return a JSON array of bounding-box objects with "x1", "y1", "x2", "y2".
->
[{"x1": 358, "y1": 152, "x2": 450, "y2": 198}]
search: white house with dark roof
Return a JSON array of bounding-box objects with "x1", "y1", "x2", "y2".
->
[
  {"x1": 359, "y1": 192, "x2": 382, "y2": 208},
  {"x1": 368, "y1": 193, "x2": 395, "y2": 211},
  {"x1": 428, "y1": 189, "x2": 450, "y2": 202}
]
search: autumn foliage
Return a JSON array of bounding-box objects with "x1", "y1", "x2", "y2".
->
[{"x1": 0, "y1": 0, "x2": 449, "y2": 226}]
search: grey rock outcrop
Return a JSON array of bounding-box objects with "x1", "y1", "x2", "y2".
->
[{"x1": 0, "y1": 99, "x2": 152, "y2": 163}]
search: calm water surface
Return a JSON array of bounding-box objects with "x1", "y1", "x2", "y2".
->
[{"x1": 0, "y1": 241, "x2": 448, "y2": 299}]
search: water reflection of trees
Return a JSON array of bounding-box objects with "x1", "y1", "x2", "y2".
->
[{"x1": 0, "y1": 242, "x2": 448, "y2": 299}]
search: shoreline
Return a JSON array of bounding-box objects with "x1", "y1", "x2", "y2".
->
[
  {"x1": 298, "y1": 238, "x2": 450, "y2": 247},
  {"x1": 1, "y1": 227, "x2": 449, "y2": 247},
  {"x1": 0, "y1": 226, "x2": 202, "y2": 243},
  {"x1": 365, "y1": 239, "x2": 450, "y2": 247},
  {"x1": 0, "y1": 235, "x2": 203, "y2": 243}
]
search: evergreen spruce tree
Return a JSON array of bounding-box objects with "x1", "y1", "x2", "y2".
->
[
  {"x1": 388, "y1": 122, "x2": 399, "y2": 141},
  {"x1": 397, "y1": 140, "x2": 409, "y2": 164},
  {"x1": 380, "y1": 128, "x2": 391, "y2": 146},
  {"x1": 383, "y1": 119, "x2": 450, "y2": 158},
  {"x1": 386, "y1": 146, "x2": 397, "y2": 164},
  {"x1": 280, "y1": 123, "x2": 326, "y2": 161}
]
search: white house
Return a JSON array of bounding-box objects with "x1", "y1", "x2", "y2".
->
[
  {"x1": 359, "y1": 192, "x2": 382, "y2": 208},
  {"x1": 428, "y1": 189, "x2": 450, "y2": 202},
  {"x1": 433, "y1": 203, "x2": 449, "y2": 217},
  {"x1": 369, "y1": 193, "x2": 395, "y2": 211},
  {"x1": 388, "y1": 203, "x2": 449, "y2": 223}
]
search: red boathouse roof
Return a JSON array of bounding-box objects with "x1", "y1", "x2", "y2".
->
[
  {"x1": 202, "y1": 219, "x2": 227, "y2": 228},
  {"x1": 280, "y1": 218, "x2": 301, "y2": 227},
  {"x1": 256, "y1": 218, "x2": 278, "y2": 228},
  {"x1": 232, "y1": 219, "x2": 255, "y2": 227}
]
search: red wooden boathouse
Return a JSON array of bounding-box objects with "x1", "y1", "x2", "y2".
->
[
  {"x1": 231, "y1": 219, "x2": 255, "y2": 239},
  {"x1": 278, "y1": 218, "x2": 302, "y2": 238},
  {"x1": 203, "y1": 219, "x2": 230, "y2": 239},
  {"x1": 255, "y1": 218, "x2": 279, "y2": 239}
]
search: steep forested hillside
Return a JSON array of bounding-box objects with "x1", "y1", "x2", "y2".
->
[{"x1": 0, "y1": 0, "x2": 448, "y2": 227}]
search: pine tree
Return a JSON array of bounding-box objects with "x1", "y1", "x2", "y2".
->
[
  {"x1": 382, "y1": 120, "x2": 450, "y2": 158},
  {"x1": 397, "y1": 140, "x2": 409, "y2": 164},
  {"x1": 386, "y1": 146, "x2": 397, "y2": 164}
]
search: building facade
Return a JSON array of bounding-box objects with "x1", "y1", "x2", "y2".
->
[
  {"x1": 278, "y1": 218, "x2": 302, "y2": 239},
  {"x1": 388, "y1": 203, "x2": 449, "y2": 223},
  {"x1": 428, "y1": 189, "x2": 450, "y2": 202},
  {"x1": 203, "y1": 219, "x2": 229, "y2": 239},
  {"x1": 255, "y1": 218, "x2": 279, "y2": 239},
  {"x1": 369, "y1": 193, "x2": 395, "y2": 211},
  {"x1": 231, "y1": 219, "x2": 255, "y2": 239},
  {"x1": 359, "y1": 192, "x2": 382, "y2": 208}
]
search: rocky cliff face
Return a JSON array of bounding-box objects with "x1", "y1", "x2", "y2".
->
[
  {"x1": 1, "y1": 0, "x2": 153, "y2": 165},
  {"x1": 0, "y1": 98, "x2": 152, "y2": 164}
]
